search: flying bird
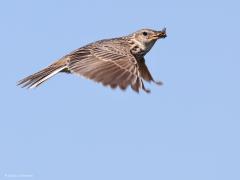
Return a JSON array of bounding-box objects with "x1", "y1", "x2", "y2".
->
[{"x1": 18, "y1": 28, "x2": 167, "y2": 93}]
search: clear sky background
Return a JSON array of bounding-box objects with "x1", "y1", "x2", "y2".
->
[{"x1": 1, "y1": 0, "x2": 240, "y2": 179}]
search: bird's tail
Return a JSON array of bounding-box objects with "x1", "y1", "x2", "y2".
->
[{"x1": 18, "y1": 60, "x2": 68, "y2": 89}]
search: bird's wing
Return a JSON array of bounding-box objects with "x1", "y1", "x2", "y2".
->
[{"x1": 67, "y1": 43, "x2": 149, "y2": 93}]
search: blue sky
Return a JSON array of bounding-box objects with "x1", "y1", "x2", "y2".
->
[{"x1": 1, "y1": 0, "x2": 240, "y2": 179}]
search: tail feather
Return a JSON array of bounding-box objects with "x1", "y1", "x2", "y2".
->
[{"x1": 18, "y1": 61, "x2": 67, "y2": 89}]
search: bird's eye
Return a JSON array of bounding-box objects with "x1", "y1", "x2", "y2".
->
[{"x1": 142, "y1": 32, "x2": 148, "y2": 36}]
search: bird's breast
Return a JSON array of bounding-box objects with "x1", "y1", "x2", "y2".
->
[{"x1": 129, "y1": 40, "x2": 147, "y2": 57}]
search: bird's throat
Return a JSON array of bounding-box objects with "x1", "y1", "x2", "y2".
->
[{"x1": 129, "y1": 39, "x2": 148, "y2": 56}]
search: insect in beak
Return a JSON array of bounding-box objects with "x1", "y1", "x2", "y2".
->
[{"x1": 152, "y1": 28, "x2": 167, "y2": 39}]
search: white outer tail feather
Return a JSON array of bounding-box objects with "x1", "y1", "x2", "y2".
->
[{"x1": 29, "y1": 66, "x2": 66, "y2": 89}]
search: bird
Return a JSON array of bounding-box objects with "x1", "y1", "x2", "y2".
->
[{"x1": 18, "y1": 28, "x2": 167, "y2": 93}]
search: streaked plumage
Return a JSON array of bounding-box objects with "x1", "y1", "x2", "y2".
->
[{"x1": 18, "y1": 28, "x2": 167, "y2": 93}]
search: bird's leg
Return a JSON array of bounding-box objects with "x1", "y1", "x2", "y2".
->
[
  {"x1": 141, "y1": 79, "x2": 151, "y2": 93},
  {"x1": 138, "y1": 58, "x2": 163, "y2": 86},
  {"x1": 152, "y1": 79, "x2": 163, "y2": 86}
]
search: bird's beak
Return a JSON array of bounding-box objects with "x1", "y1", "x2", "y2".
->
[{"x1": 152, "y1": 28, "x2": 167, "y2": 39}]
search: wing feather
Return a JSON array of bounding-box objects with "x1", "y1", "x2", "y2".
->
[{"x1": 67, "y1": 40, "x2": 150, "y2": 92}]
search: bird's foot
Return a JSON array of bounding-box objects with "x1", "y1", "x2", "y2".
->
[
  {"x1": 141, "y1": 80, "x2": 151, "y2": 93},
  {"x1": 153, "y1": 80, "x2": 163, "y2": 86}
]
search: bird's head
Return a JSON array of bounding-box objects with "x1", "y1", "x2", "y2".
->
[{"x1": 130, "y1": 28, "x2": 167, "y2": 54}]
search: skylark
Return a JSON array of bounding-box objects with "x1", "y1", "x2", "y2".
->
[{"x1": 18, "y1": 28, "x2": 167, "y2": 93}]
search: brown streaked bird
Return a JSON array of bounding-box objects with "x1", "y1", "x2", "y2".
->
[{"x1": 18, "y1": 28, "x2": 167, "y2": 93}]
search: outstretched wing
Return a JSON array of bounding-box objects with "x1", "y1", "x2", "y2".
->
[{"x1": 66, "y1": 40, "x2": 148, "y2": 93}]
